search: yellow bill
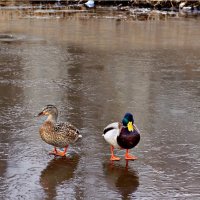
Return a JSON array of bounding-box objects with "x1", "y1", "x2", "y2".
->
[{"x1": 127, "y1": 122, "x2": 134, "y2": 132}]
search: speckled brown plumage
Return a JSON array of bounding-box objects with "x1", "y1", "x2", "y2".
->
[
  {"x1": 39, "y1": 121, "x2": 80, "y2": 148},
  {"x1": 38, "y1": 105, "x2": 82, "y2": 156}
]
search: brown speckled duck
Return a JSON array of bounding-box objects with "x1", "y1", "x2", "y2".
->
[{"x1": 37, "y1": 105, "x2": 82, "y2": 157}]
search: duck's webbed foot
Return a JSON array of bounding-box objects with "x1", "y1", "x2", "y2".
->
[
  {"x1": 110, "y1": 155, "x2": 120, "y2": 161},
  {"x1": 125, "y1": 149, "x2": 138, "y2": 160},
  {"x1": 110, "y1": 145, "x2": 120, "y2": 161},
  {"x1": 49, "y1": 146, "x2": 68, "y2": 157}
]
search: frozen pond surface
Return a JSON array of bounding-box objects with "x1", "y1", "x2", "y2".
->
[{"x1": 0, "y1": 10, "x2": 200, "y2": 199}]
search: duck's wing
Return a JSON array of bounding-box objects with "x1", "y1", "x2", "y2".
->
[
  {"x1": 55, "y1": 122, "x2": 79, "y2": 133},
  {"x1": 54, "y1": 122, "x2": 81, "y2": 142},
  {"x1": 103, "y1": 122, "x2": 122, "y2": 148},
  {"x1": 103, "y1": 122, "x2": 121, "y2": 135}
]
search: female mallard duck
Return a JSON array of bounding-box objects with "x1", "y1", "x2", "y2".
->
[
  {"x1": 103, "y1": 113, "x2": 140, "y2": 161},
  {"x1": 37, "y1": 105, "x2": 82, "y2": 157}
]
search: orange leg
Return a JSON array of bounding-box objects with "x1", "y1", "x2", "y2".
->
[
  {"x1": 110, "y1": 145, "x2": 120, "y2": 161},
  {"x1": 49, "y1": 147, "x2": 58, "y2": 155},
  {"x1": 125, "y1": 149, "x2": 138, "y2": 160}
]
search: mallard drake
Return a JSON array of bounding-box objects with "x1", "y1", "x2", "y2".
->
[
  {"x1": 103, "y1": 113, "x2": 140, "y2": 161},
  {"x1": 37, "y1": 105, "x2": 82, "y2": 157}
]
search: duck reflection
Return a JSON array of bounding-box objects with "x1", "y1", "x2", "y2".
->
[
  {"x1": 103, "y1": 161, "x2": 139, "y2": 200},
  {"x1": 40, "y1": 154, "x2": 80, "y2": 200}
]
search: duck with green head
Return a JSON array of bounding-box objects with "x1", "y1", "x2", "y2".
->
[{"x1": 103, "y1": 113, "x2": 140, "y2": 161}]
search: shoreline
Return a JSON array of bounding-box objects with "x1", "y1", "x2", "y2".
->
[
  {"x1": 0, "y1": 2, "x2": 200, "y2": 21},
  {"x1": 1, "y1": 0, "x2": 200, "y2": 8}
]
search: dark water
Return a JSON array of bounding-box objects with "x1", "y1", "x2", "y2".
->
[{"x1": 0, "y1": 10, "x2": 200, "y2": 200}]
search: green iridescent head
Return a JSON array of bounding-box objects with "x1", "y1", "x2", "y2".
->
[{"x1": 122, "y1": 113, "x2": 134, "y2": 132}]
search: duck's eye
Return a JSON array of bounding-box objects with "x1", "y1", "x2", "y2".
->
[{"x1": 122, "y1": 118, "x2": 129, "y2": 126}]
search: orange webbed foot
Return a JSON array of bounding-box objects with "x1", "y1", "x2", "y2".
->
[
  {"x1": 125, "y1": 154, "x2": 138, "y2": 160},
  {"x1": 110, "y1": 155, "x2": 120, "y2": 161},
  {"x1": 55, "y1": 151, "x2": 66, "y2": 157},
  {"x1": 49, "y1": 147, "x2": 67, "y2": 157},
  {"x1": 49, "y1": 150, "x2": 66, "y2": 157},
  {"x1": 125, "y1": 149, "x2": 138, "y2": 160},
  {"x1": 110, "y1": 145, "x2": 120, "y2": 161}
]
